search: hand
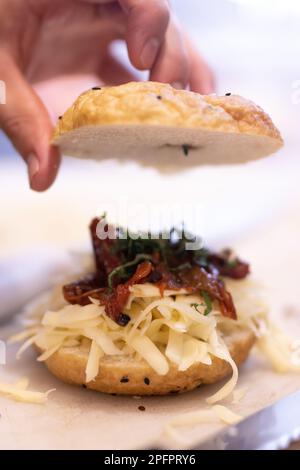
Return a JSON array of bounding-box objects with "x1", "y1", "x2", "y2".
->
[{"x1": 0, "y1": 0, "x2": 214, "y2": 191}]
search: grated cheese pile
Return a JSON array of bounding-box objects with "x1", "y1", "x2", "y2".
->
[{"x1": 9, "y1": 274, "x2": 300, "y2": 405}]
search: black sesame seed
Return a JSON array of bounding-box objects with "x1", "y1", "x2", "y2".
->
[
  {"x1": 58, "y1": 115, "x2": 62, "y2": 120},
  {"x1": 144, "y1": 377, "x2": 150, "y2": 385},
  {"x1": 138, "y1": 405, "x2": 146, "y2": 411},
  {"x1": 120, "y1": 376, "x2": 129, "y2": 383},
  {"x1": 182, "y1": 144, "x2": 189, "y2": 157},
  {"x1": 92, "y1": 86, "x2": 101, "y2": 90},
  {"x1": 117, "y1": 313, "x2": 131, "y2": 326},
  {"x1": 157, "y1": 95, "x2": 162, "y2": 100},
  {"x1": 225, "y1": 92, "x2": 231, "y2": 96}
]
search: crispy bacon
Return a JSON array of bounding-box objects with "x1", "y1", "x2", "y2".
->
[
  {"x1": 64, "y1": 261, "x2": 152, "y2": 324},
  {"x1": 89, "y1": 218, "x2": 121, "y2": 285},
  {"x1": 207, "y1": 249, "x2": 250, "y2": 280},
  {"x1": 152, "y1": 265, "x2": 237, "y2": 319},
  {"x1": 63, "y1": 273, "x2": 104, "y2": 306},
  {"x1": 63, "y1": 217, "x2": 249, "y2": 324}
]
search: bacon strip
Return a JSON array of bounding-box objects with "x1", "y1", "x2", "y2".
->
[
  {"x1": 63, "y1": 218, "x2": 249, "y2": 324},
  {"x1": 64, "y1": 261, "x2": 152, "y2": 324}
]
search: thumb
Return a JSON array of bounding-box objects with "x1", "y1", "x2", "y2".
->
[
  {"x1": 120, "y1": 0, "x2": 170, "y2": 70},
  {"x1": 0, "y1": 52, "x2": 60, "y2": 191}
]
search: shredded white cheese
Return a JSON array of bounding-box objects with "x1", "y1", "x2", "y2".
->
[
  {"x1": 212, "y1": 405, "x2": 242, "y2": 425},
  {"x1": 14, "y1": 377, "x2": 30, "y2": 390},
  {"x1": 206, "y1": 349, "x2": 239, "y2": 405},
  {"x1": 257, "y1": 324, "x2": 300, "y2": 373},
  {"x1": 130, "y1": 334, "x2": 169, "y2": 375},
  {"x1": 164, "y1": 404, "x2": 242, "y2": 444},
  {"x1": 10, "y1": 276, "x2": 300, "y2": 411},
  {"x1": 232, "y1": 387, "x2": 248, "y2": 404},
  {"x1": 13, "y1": 284, "x2": 234, "y2": 393},
  {"x1": 85, "y1": 340, "x2": 104, "y2": 383},
  {"x1": 0, "y1": 379, "x2": 55, "y2": 404}
]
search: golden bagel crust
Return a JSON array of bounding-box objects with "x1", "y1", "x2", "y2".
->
[
  {"x1": 53, "y1": 81, "x2": 282, "y2": 142},
  {"x1": 36, "y1": 326, "x2": 255, "y2": 396},
  {"x1": 52, "y1": 82, "x2": 283, "y2": 167}
]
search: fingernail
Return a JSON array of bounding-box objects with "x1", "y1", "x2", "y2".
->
[
  {"x1": 27, "y1": 153, "x2": 40, "y2": 188},
  {"x1": 140, "y1": 38, "x2": 160, "y2": 69},
  {"x1": 171, "y1": 82, "x2": 185, "y2": 90}
]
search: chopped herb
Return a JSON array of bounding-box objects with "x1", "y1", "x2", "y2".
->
[
  {"x1": 191, "y1": 298, "x2": 212, "y2": 316},
  {"x1": 226, "y1": 259, "x2": 238, "y2": 268},
  {"x1": 157, "y1": 95, "x2": 162, "y2": 100},
  {"x1": 92, "y1": 86, "x2": 101, "y2": 90},
  {"x1": 120, "y1": 376, "x2": 129, "y2": 383},
  {"x1": 108, "y1": 254, "x2": 152, "y2": 289},
  {"x1": 170, "y1": 262, "x2": 191, "y2": 272},
  {"x1": 112, "y1": 234, "x2": 162, "y2": 259},
  {"x1": 144, "y1": 377, "x2": 150, "y2": 385},
  {"x1": 138, "y1": 405, "x2": 146, "y2": 411},
  {"x1": 225, "y1": 92, "x2": 231, "y2": 96},
  {"x1": 200, "y1": 290, "x2": 212, "y2": 316},
  {"x1": 195, "y1": 251, "x2": 209, "y2": 268},
  {"x1": 191, "y1": 302, "x2": 201, "y2": 313},
  {"x1": 182, "y1": 144, "x2": 189, "y2": 156}
]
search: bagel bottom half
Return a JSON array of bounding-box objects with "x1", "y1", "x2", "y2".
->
[{"x1": 36, "y1": 326, "x2": 255, "y2": 396}]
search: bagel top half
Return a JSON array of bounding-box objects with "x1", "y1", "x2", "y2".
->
[{"x1": 52, "y1": 81, "x2": 283, "y2": 168}]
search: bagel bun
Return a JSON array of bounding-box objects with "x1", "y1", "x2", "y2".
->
[
  {"x1": 52, "y1": 81, "x2": 283, "y2": 169},
  {"x1": 36, "y1": 326, "x2": 255, "y2": 396}
]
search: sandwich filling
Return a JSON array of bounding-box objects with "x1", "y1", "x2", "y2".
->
[
  {"x1": 63, "y1": 217, "x2": 249, "y2": 325},
  {"x1": 12, "y1": 217, "x2": 300, "y2": 403}
]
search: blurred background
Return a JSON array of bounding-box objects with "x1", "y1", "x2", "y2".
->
[{"x1": 0, "y1": 0, "x2": 299, "y2": 262}]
